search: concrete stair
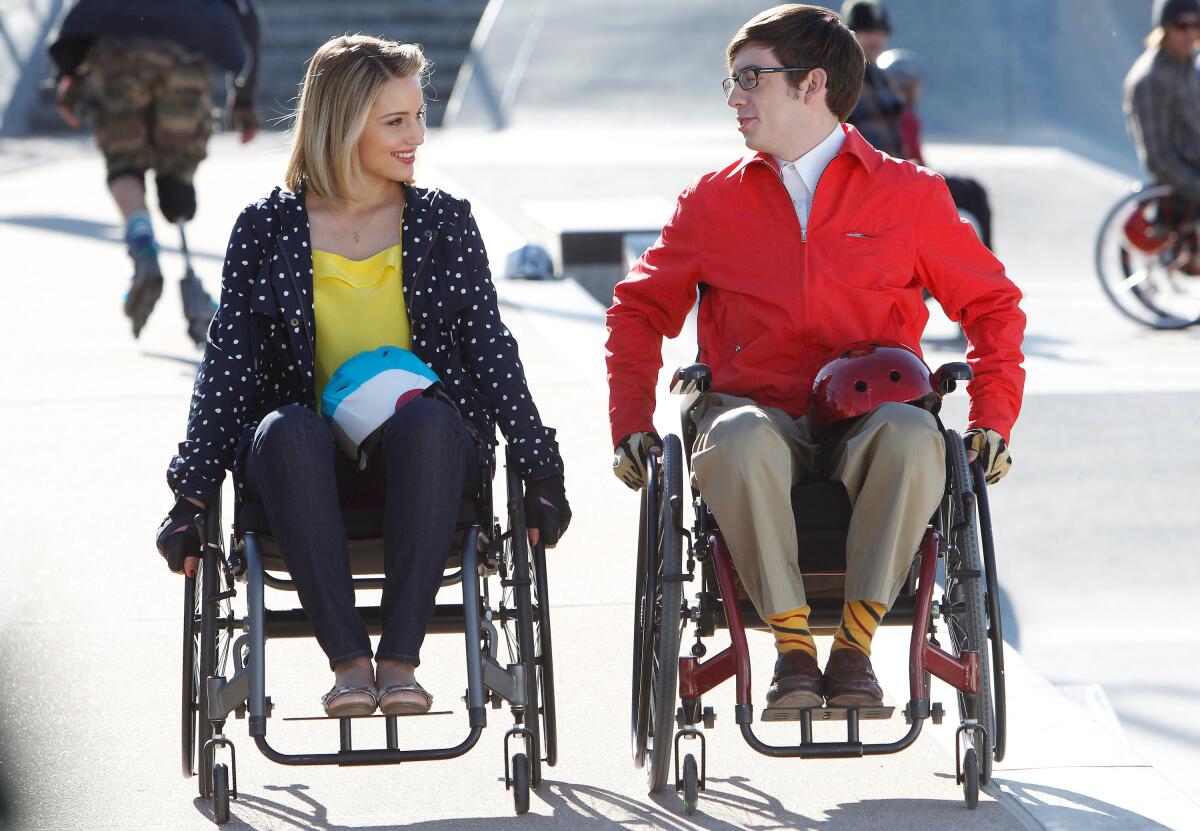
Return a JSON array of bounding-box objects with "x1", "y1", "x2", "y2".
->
[
  {"x1": 26, "y1": 0, "x2": 487, "y2": 134},
  {"x1": 254, "y1": 0, "x2": 487, "y2": 127}
]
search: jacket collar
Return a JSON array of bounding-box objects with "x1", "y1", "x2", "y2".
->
[
  {"x1": 263, "y1": 182, "x2": 445, "y2": 309},
  {"x1": 730, "y1": 122, "x2": 882, "y2": 179},
  {"x1": 400, "y1": 184, "x2": 443, "y2": 306}
]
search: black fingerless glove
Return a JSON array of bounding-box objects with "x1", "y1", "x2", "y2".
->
[
  {"x1": 523, "y1": 475, "x2": 571, "y2": 547},
  {"x1": 156, "y1": 498, "x2": 203, "y2": 573}
]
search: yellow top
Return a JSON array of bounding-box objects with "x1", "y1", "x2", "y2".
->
[{"x1": 312, "y1": 243, "x2": 410, "y2": 410}]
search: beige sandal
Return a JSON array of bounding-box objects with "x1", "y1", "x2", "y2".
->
[
  {"x1": 378, "y1": 680, "x2": 433, "y2": 716},
  {"x1": 321, "y1": 683, "x2": 378, "y2": 717}
]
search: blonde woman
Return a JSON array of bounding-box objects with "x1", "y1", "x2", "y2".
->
[{"x1": 155, "y1": 35, "x2": 571, "y2": 716}]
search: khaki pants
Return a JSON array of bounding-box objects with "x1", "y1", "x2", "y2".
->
[
  {"x1": 88, "y1": 36, "x2": 213, "y2": 182},
  {"x1": 690, "y1": 393, "x2": 945, "y2": 619}
]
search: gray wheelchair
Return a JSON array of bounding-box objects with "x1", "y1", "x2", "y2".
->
[{"x1": 180, "y1": 445, "x2": 555, "y2": 823}]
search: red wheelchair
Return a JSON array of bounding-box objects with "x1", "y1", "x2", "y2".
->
[{"x1": 631, "y1": 359, "x2": 1007, "y2": 814}]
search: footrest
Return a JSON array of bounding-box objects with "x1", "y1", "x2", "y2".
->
[
  {"x1": 761, "y1": 705, "x2": 894, "y2": 722},
  {"x1": 282, "y1": 710, "x2": 454, "y2": 721}
]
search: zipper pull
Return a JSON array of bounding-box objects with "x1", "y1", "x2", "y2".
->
[{"x1": 802, "y1": 227, "x2": 808, "y2": 243}]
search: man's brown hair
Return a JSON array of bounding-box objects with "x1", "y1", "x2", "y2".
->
[{"x1": 727, "y1": 4, "x2": 866, "y2": 121}]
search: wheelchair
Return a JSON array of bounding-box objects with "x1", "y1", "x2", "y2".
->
[
  {"x1": 631, "y1": 362, "x2": 1007, "y2": 814},
  {"x1": 179, "y1": 444, "x2": 555, "y2": 823},
  {"x1": 1095, "y1": 182, "x2": 1200, "y2": 329}
]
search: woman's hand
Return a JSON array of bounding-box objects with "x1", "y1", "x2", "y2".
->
[
  {"x1": 156, "y1": 496, "x2": 206, "y2": 577},
  {"x1": 524, "y1": 476, "x2": 571, "y2": 549}
]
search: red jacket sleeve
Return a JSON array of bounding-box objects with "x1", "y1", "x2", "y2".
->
[
  {"x1": 606, "y1": 185, "x2": 704, "y2": 447},
  {"x1": 915, "y1": 175, "x2": 1026, "y2": 442}
]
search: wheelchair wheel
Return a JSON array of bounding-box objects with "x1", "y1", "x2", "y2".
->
[
  {"x1": 511, "y1": 752, "x2": 530, "y2": 815},
  {"x1": 681, "y1": 753, "x2": 700, "y2": 816},
  {"x1": 504, "y1": 462, "x2": 551, "y2": 787},
  {"x1": 962, "y1": 747, "x2": 980, "y2": 809},
  {"x1": 196, "y1": 543, "x2": 234, "y2": 798},
  {"x1": 942, "y1": 431, "x2": 996, "y2": 786},
  {"x1": 630, "y1": 435, "x2": 686, "y2": 793},
  {"x1": 971, "y1": 460, "x2": 1008, "y2": 764},
  {"x1": 1095, "y1": 184, "x2": 1200, "y2": 329},
  {"x1": 531, "y1": 537, "x2": 558, "y2": 769},
  {"x1": 181, "y1": 569, "x2": 200, "y2": 778},
  {"x1": 211, "y1": 762, "x2": 231, "y2": 824}
]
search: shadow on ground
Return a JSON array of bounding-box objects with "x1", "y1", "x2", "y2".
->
[{"x1": 194, "y1": 773, "x2": 1045, "y2": 830}]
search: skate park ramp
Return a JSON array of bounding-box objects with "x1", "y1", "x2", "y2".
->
[{"x1": 447, "y1": 0, "x2": 1152, "y2": 171}]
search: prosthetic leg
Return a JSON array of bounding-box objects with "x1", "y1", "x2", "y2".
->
[{"x1": 177, "y1": 222, "x2": 217, "y2": 346}]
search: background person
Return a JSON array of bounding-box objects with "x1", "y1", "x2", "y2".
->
[
  {"x1": 843, "y1": 0, "x2": 994, "y2": 251},
  {"x1": 155, "y1": 36, "x2": 570, "y2": 717},
  {"x1": 606, "y1": 4, "x2": 1024, "y2": 710},
  {"x1": 1125, "y1": 0, "x2": 1200, "y2": 205},
  {"x1": 839, "y1": 0, "x2": 903, "y2": 158},
  {"x1": 47, "y1": 0, "x2": 262, "y2": 341}
]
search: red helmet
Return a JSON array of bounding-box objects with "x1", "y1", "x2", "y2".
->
[{"x1": 808, "y1": 341, "x2": 939, "y2": 440}]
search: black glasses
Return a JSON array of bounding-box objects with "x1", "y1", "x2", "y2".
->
[{"x1": 722, "y1": 66, "x2": 815, "y2": 96}]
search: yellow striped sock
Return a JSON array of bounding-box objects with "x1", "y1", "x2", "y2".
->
[
  {"x1": 766, "y1": 605, "x2": 816, "y2": 659},
  {"x1": 833, "y1": 600, "x2": 887, "y2": 656}
]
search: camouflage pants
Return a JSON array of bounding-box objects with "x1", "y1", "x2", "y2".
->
[{"x1": 87, "y1": 36, "x2": 213, "y2": 184}]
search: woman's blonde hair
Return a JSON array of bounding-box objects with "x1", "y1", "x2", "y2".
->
[{"x1": 285, "y1": 35, "x2": 427, "y2": 198}]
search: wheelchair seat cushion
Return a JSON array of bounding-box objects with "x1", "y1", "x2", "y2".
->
[
  {"x1": 791, "y1": 479, "x2": 851, "y2": 572},
  {"x1": 238, "y1": 494, "x2": 482, "y2": 541}
]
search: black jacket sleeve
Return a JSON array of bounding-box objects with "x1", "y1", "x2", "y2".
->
[
  {"x1": 223, "y1": 0, "x2": 261, "y2": 108},
  {"x1": 166, "y1": 205, "x2": 264, "y2": 499},
  {"x1": 456, "y1": 204, "x2": 565, "y2": 481},
  {"x1": 46, "y1": 0, "x2": 98, "y2": 78}
]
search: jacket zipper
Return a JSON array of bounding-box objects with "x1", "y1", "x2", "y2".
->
[
  {"x1": 761, "y1": 157, "x2": 808, "y2": 321},
  {"x1": 278, "y1": 238, "x2": 315, "y2": 359},
  {"x1": 764, "y1": 162, "x2": 807, "y2": 243},
  {"x1": 407, "y1": 227, "x2": 442, "y2": 343}
]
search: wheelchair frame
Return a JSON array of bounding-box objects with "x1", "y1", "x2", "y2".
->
[
  {"x1": 180, "y1": 445, "x2": 555, "y2": 823},
  {"x1": 631, "y1": 363, "x2": 1007, "y2": 814}
]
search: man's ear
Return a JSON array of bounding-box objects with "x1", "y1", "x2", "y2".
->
[{"x1": 802, "y1": 68, "x2": 829, "y2": 103}]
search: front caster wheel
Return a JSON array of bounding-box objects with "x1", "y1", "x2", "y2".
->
[
  {"x1": 681, "y1": 753, "x2": 699, "y2": 816},
  {"x1": 212, "y1": 763, "x2": 230, "y2": 824},
  {"x1": 961, "y1": 747, "x2": 980, "y2": 809},
  {"x1": 512, "y1": 752, "x2": 530, "y2": 815}
]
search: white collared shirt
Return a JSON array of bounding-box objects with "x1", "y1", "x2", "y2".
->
[{"x1": 774, "y1": 123, "x2": 845, "y2": 239}]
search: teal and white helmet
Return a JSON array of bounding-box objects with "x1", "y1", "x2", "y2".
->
[{"x1": 321, "y1": 346, "x2": 441, "y2": 468}]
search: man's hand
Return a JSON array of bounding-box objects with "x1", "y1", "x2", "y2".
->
[
  {"x1": 963, "y1": 428, "x2": 1012, "y2": 485},
  {"x1": 227, "y1": 99, "x2": 260, "y2": 143},
  {"x1": 156, "y1": 496, "x2": 205, "y2": 576},
  {"x1": 524, "y1": 475, "x2": 571, "y2": 549},
  {"x1": 612, "y1": 431, "x2": 662, "y2": 490},
  {"x1": 55, "y1": 76, "x2": 83, "y2": 129}
]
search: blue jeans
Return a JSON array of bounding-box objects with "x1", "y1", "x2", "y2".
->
[{"x1": 244, "y1": 398, "x2": 475, "y2": 669}]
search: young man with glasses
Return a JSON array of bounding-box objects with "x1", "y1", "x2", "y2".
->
[
  {"x1": 606, "y1": 4, "x2": 1024, "y2": 710},
  {"x1": 1124, "y1": 0, "x2": 1200, "y2": 207}
]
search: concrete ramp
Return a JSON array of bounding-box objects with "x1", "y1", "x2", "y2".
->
[{"x1": 448, "y1": 0, "x2": 1154, "y2": 169}]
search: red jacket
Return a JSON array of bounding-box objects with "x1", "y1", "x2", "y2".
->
[{"x1": 606, "y1": 124, "x2": 1025, "y2": 445}]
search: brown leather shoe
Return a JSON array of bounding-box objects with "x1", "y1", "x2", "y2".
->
[
  {"x1": 765, "y1": 651, "x2": 824, "y2": 709},
  {"x1": 823, "y1": 647, "x2": 884, "y2": 707}
]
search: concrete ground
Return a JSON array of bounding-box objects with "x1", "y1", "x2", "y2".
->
[{"x1": 0, "y1": 128, "x2": 1197, "y2": 830}]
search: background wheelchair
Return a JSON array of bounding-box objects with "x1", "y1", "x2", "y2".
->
[
  {"x1": 180, "y1": 445, "x2": 555, "y2": 823},
  {"x1": 1095, "y1": 182, "x2": 1200, "y2": 329},
  {"x1": 631, "y1": 362, "x2": 1007, "y2": 814}
]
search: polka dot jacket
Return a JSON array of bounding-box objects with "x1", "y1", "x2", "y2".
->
[{"x1": 166, "y1": 184, "x2": 564, "y2": 502}]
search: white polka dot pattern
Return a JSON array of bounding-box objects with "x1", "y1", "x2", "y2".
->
[{"x1": 166, "y1": 185, "x2": 564, "y2": 501}]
